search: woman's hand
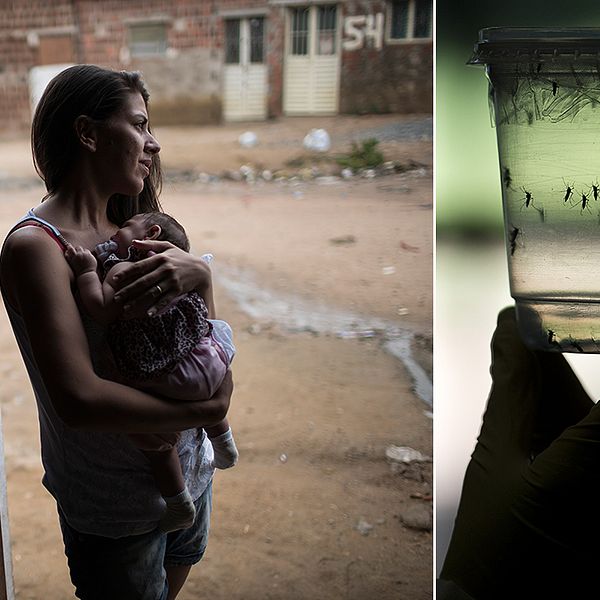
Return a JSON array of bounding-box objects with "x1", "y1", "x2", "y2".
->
[{"x1": 111, "y1": 239, "x2": 212, "y2": 318}]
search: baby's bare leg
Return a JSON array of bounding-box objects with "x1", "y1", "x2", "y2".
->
[
  {"x1": 143, "y1": 447, "x2": 185, "y2": 497},
  {"x1": 143, "y1": 447, "x2": 196, "y2": 532}
]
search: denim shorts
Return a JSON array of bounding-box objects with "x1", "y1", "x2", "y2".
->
[{"x1": 58, "y1": 483, "x2": 212, "y2": 600}]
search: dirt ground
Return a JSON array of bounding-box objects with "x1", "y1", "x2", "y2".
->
[{"x1": 0, "y1": 115, "x2": 432, "y2": 599}]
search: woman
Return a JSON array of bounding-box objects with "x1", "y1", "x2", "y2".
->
[{"x1": 0, "y1": 65, "x2": 232, "y2": 600}]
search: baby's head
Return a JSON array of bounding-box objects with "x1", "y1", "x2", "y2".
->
[{"x1": 111, "y1": 211, "x2": 190, "y2": 257}]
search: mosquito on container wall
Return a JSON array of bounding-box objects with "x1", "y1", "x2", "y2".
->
[
  {"x1": 519, "y1": 187, "x2": 545, "y2": 221},
  {"x1": 591, "y1": 180, "x2": 599, "y2": 201},
  {"x1": 508, "y1": 225, "x2": 521, "y2": 255},
  {"x1": 561, "y1": 179, "x2": 574, "y2": 203},
  {"x1": 572, "y1": 190, "x2": 592, "y2": 214},
  {"x1": 503, "y1": 167, "x2": 513, "y2": 190}
]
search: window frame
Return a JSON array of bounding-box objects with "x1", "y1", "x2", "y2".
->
[
  {"x1": 386, "y1": 0, "x2": 432, "y2": 45},
  {"x1": 128, "y1": 22, "x2": 169, "y2": 57}
]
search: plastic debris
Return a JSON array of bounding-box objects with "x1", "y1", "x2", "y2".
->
[
  {"x1": 382, "y1": 266, "x2": 396, "y2": 275},
  {"x1": 341, "y1": 167, "x2": 353, "y2": 179},
  {"x1": 386, "y1": 445, "x2": 431, "y2": 464},
  {"x1": 362, "y1": 169, "x2": 376, "y2": 178},
  {"x1": 303, "y1": 128, "x2": 331, "y2": 152},
  {"x1": 355, "y1": 518, "x2": 374, "y2": 536},
  {"x1": 397, "y1": 307, "x2": 409, "y2": 316},
  {"x1": 261, "y1": 169, "x2": 273, "y2": 181},
  {"x1": 337, "y1": 329, "x2": 376, "y2": 339},
  {"x1": 247, "y1": 323, "x2": 262, "y2": 335},
  {"x1": 239, "y1": 131, "x2": 258, "y2": 148},
  {"x1": 279, "y1": 453, "x2": 288, "y2": 463},
  {"x1": 239, "y1": 164, "x2": 255, "y2": 181},
  {"x1": 200, "y1": 253, "x2": 214, "y2": 264}
]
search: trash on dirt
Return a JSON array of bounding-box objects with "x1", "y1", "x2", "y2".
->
[
  {"x1": 238, "y1": 131, "x2": 258, "y2": 147},
  {"x1": 197, "y1": 172, "x2": 210, "y2": 184},
  {"x1": 382, "y1": 266, "x2": 396, "y2": 275},
  {"x1": 329, "y1": 235, "x2": 356, "y2": 245},
  {"x1": 303, "y1": 128, "x2": 331, "y2": 152},
  {"x1": 261, "y1": 169, "x2": 273, "y2": 181},
  {"x1": 400, "y1": 241, "x2": 420, "y2": 253},
  {"x1": 315, "y1": 175, "x2": 341, "y2": 185},
  {"x1": 410, "y1": 492, "x2": 433, "y2": 501},
  {"x1": 240, "y1": 164, "x2": 255, "y2": 181},
  {"x1": 362, "y1": 168, "x2": 376, "y2": 179},
  {"x1": 279, "y1": 453, "x2": 288, "y2": 463},
  {"x1": 222, "y1": 169, "x2": 242, "y2": 181},
  {"x1": 341, "y1": 167, "x2": 353, "y2": 179},
  {"x1": 399, "y1": 504, "x2": 432, "y2": 532},
  {"x1": 386, "y1": 445, "x2": 431, "y2": 464},
  {"x1": 200, "y1": 253, "x2": 214, "y2": 264},
  {"x1": 247, "y1": 323, "x2": 262, "y2": 335},
  {"x1": 337, "y1": 329, "x2": 376, "y2": 339},
  {"x1": 355, "y1": 518, "x2": 374, "y2": 536},
  {"x1": 397, "y1": 307, "x2": 409, "y2": 316}
]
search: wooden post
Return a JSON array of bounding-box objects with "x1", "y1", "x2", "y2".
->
[{"x1": 0, "y1": 410, "x2": 14, "y2": 600}]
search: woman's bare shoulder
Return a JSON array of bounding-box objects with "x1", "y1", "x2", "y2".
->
[{"x1": 1, "y1": 225, "x2": 72, "y2": 305}]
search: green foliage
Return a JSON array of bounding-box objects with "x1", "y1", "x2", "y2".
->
[{"x1": 336, "y1": 138, "x2": 384, "y2": 170}]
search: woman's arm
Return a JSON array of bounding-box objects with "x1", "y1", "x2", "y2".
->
[
  {"x1": 110, "y1": 239, "x2": 216, "y2": 318},
  {"x1": 1, "y1": 228, "x2": 230, "y2": 432}
]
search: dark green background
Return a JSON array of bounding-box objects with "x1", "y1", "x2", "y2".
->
[{"x1": 436, "y1": 1, "x2": 600, "y2": 235}]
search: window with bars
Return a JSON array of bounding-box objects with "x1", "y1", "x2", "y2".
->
[
  {"x1": 389, "y1": 0, "x2": 431, "y2": 40},
  {"x1": 128, "y1": 23, "x2": 168, "y2": 57},
  {"x1": 249, "y1": 17, "x2": 264, "y2": 63},
  {"x1": 225, "y1": 19, "x2": 240, "y2": 64},
  {"x1": 317, "y1": 6, "x2": 336, "y2": 55},
  {"x1": 290, "y1": 7, "x2": 309, "y2": 55}
]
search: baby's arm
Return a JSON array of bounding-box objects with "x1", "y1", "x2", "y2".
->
[{"x1": 64, "y1": 245, "x2": 122, "y2": 324}]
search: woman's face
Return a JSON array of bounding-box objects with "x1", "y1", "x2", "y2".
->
[{"x1": 96, "y1": 91, "x2": 160, "y2": 196}]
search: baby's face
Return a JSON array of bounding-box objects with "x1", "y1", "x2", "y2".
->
[{"x1": 111, "y1": 215, "x2": 149, "y2": 257}]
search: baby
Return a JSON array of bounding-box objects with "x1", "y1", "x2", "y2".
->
[{"x1": 65, "y1": 212, "x2": 238, "y2": 533}]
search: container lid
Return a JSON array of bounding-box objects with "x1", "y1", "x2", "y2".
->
[{"x1": 468, "y1": 27, "x2": 600, "y2": 65}]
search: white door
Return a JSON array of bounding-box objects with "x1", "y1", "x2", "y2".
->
[
  {"x1": 29, "y1": 64, "x2": 74, "y2": 114},
  {"x1": 284, "y1": 5, "x2": 340, "y2": 115},
  {"x1": 223, "y1": 17, "x2": 267, "y2": 121}
]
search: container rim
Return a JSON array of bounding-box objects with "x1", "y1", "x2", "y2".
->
[{"x1": 468, "y1": 27, "x2": 600, "y2": 66}]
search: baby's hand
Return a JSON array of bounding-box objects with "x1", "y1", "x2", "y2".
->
[{"x1": 65, "y1": 245, "x2": 98, "y2": 276}]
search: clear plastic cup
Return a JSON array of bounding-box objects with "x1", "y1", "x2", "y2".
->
[{"x1": 470, "y1": 27, "x2": 600, "y2": 353}]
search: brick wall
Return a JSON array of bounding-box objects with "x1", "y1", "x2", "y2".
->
[
  {"x1": 76, "y1": 0, "x2": 222, "y2": 125},
  {"x1": 339, "y1": 0, "x2": 432, "y2": 114},
  {"x1": 0, "y1": 1, "x2": 77, "y2": 131}
]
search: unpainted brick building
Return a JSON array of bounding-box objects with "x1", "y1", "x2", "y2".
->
[{"x1": 0, "y1": 0, "x2": 432, "y2": 131}]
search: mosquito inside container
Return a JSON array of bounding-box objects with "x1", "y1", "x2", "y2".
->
[{"x1": 469, "y1": 27, "x2": 600, "y2": 353}]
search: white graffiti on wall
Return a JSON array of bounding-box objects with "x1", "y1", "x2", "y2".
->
[{"x1": 343, "y1": 14, "x2": 385, "y2": 51}]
